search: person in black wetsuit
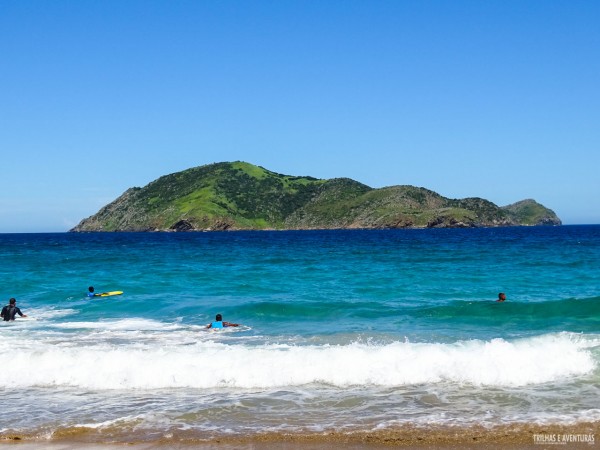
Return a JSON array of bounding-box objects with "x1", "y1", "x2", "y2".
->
[{"x1": 1, "y1": 298, "x2": 27, "y2": 321}]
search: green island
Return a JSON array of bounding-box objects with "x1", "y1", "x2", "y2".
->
[{"x1": 71, "y1": 161, "x2": 561, "y2": 232}]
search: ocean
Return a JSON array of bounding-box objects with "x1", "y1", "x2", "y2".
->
[{"x1": 1, "y1": 226, "x2": 599, "y2": 443}]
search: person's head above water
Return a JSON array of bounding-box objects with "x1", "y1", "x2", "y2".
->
[
  {"x1": 88, "y1": 286, "x2": 94, "y2": 293},
  {"x1": 497, "y1": 292, "x2": 506, "y2": 302},
  {"x1": 215, "y1": 314, "x2": 222, "y2": 321}
]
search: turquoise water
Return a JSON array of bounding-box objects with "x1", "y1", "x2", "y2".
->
[{"x1": 1, "y1": 226, "x2": 599, "y2": 440}]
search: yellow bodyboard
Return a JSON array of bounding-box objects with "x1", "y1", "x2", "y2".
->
[{"x1": 96, "y1": 291, "x2": 123, "y2": 297}]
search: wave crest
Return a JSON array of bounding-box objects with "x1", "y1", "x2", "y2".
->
[{"x1": 0, "y1": 333, "x2": 596, "y2": 390}]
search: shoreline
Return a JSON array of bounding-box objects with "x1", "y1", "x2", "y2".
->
[{"x1": 2, "y1": 422, "x2": 598, "y2": 449}]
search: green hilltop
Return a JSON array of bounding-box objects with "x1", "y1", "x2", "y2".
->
[{"x1": 71, "y1": 161, "x2": 561, "y2": 232}]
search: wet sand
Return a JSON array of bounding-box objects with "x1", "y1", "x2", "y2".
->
[{"x1": 1, "y1": 422, "x2": 598, "y2": 449}]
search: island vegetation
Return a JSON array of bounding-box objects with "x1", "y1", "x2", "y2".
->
[{"x1": 71, "y1": 162, "x2": 561, "y2": 232}]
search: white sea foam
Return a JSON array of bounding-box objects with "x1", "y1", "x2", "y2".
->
[
  {"x1": 0, "y1": 333, "x2": 596, "y2": 390},
  {"x1": 2, "y1": 307, "x2": 78, "y2": 321},
  {"x1": 52, "y1": 318, "x2": 185, "y2": 331}
]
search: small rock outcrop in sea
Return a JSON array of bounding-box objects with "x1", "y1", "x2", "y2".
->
[{"x1": 70, "y1": 161, "x2": 562, "y2": 232}]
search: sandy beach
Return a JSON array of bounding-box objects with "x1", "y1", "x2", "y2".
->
[{"x1": 2, "y1": 422, "x2": 598, "y2": 449}]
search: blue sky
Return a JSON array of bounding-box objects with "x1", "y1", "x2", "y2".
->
[{"x1": 1, "y1": 1, "x2": 599, "y2": 232}]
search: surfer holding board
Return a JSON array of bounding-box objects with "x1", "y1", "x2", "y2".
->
[
  {"x1": 206, "y1": 314, "x2": 238, "y2": 329},
  {"x1": 87, "y1": 286, "x2": 123, "y2": 298}
]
